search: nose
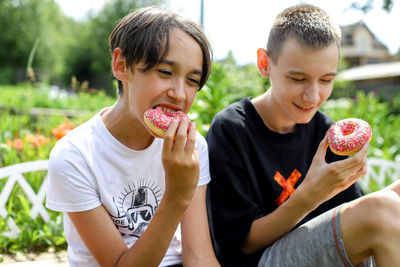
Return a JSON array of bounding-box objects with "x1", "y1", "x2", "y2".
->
[
  {"x1": 167, "y1": 78, "x2": 186, "y2": 102},
  {"x1": 302, "y1": 83, "x2": 320, "y2": 105}
]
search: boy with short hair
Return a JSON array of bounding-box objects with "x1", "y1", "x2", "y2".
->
[
  {"x1": 206, "y1": 4, "x2": 400, "y2": 267},
  {"x1": 46, "y1": 7, "x2": 220, "y2": 267}
]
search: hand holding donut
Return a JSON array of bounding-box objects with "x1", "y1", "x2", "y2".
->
[
  {"x1": 295, "y1": 121, "x2": 371, "y2": 209},
  {"x1": 147, "y1": 108, "x2": 199, "y2": 207}
]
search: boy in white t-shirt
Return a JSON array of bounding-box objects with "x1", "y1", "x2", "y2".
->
[{"x1": 46, "y1": 7, "x2": 220, "y2": 267}]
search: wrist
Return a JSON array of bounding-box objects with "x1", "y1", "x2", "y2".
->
[
  {"x1": 285, "y1": 188, "x2": 319, "y2": 214},
  {"x1": 162, "y1": 190, "x2": 193, "y2": 213}
]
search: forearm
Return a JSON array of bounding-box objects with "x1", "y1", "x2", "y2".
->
[
  {"x1": 241, "y1": 190, "x2": 316, "y2": 254},
  {"x1": 117, "y1": 120, "x2": 200, "y2": 266},
  {"x1": 117, "y1": 197, "x2": 188, "y2": 267},
  {"x1": 181, "y1": 185, "x2": 220, "y2": 267}
]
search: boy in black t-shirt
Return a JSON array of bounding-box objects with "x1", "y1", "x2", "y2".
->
[{"x1": 206, "y1": 4, "x2": 400, "y2": 267}]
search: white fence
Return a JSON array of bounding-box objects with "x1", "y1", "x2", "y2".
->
[
  {"x1": 0, "y1": 158, "x2": 399, "y2": 238},
  {"x1": 359, "y1": 158, "x2": 400, "y2": 192},
  {"x1": 0, "y1": 160, "x2": 49, "y2": 238}
]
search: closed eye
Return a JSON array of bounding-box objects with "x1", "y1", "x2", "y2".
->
[
  {"x1": 290, "y1": 77, "x2": 305, "y2": 82},
  {"x1": 187, "y1": 78, "x2": 200, "y2": 86},
  {"x1": 158, "y1": 69, "x2": 173, "y2": 76}
]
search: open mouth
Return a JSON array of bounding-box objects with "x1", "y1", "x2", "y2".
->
[{"x1": 152, "y1": 106, "x2": 182, "y2": 115}]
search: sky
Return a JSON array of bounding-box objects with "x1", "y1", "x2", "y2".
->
[{"x1": 55, "y1": 0, "x2": 400, "y2": 65}]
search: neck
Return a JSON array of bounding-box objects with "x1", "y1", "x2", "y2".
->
[
  {"x1": 251, "y1": 90, "x2": 296, "y2": 134},
  {"x1": 101, "y1": 100, "x2": 154, "y2": 150}
]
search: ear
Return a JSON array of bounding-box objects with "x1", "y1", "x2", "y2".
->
[
  {"x1": 112, "y1": 48, "x2": 128, "y2": 81},
  {"x1": 257, "y1": 48, "x2": 269, "y2": 78}
]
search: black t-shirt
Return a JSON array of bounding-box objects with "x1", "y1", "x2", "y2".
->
[{"x1": 206, "y1": 97, "x2": 364, "y2": 267}]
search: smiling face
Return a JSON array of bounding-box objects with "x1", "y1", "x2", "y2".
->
[{"x1": 266, "y1": 37, "x2": 339, "y2": 130}]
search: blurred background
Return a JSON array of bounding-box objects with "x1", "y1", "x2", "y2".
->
[
  {"x1": 0, "y1": 0, "x2": 400, "y2": 263},
  {"x1": 1, "y1": 0, "x2": 400, "y2": 94}
]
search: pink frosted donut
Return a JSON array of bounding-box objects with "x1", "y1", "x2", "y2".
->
[
  {"x1": 327, "y1": 118, "x2": 372, "y2": 156},
  {"x1": 143, "y1": 107, "x2": 189, "y2": 138}
]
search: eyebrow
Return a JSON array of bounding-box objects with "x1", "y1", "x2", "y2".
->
[
  {"x1": 287, "y1": 70, "x2": 337, "y2": 76},
  {"x1": 162, "y1": 60, "x2": 203, "y2": 76}
]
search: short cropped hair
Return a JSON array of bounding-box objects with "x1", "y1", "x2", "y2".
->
[
  {"x1": 267, "y1": 4, "x2": 341, "y2": 63},
  {"x1": 109, "y1": 6, "x2": 213, "y2": 94}
]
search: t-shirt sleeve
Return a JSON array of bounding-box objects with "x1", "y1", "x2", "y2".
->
[
  {"x1": 206, "y1": 114, "x2": 261, "y2": 259},
  {"x1": 45, "y1": 140, "x2": 101, "y2": 212},
  {"x1": 196, "y1": 131, "x2": 211, "y2": 186}
]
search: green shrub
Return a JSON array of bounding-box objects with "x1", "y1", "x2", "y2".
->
[
  {"x1": 0, "y1": 83, "x2": 115, "y2": 257},
  {"x1": 1, "y1": 68, "x2": 400, "y2": 257},
  {"x1": 322, "y1": 91, "x2": 400, "y2": 161}
]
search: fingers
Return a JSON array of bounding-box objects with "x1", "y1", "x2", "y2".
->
[
  {"x1": 330, "y1": 139, "x2": 371, "y2": 171},
  {"x1": 327, "y1": 139, "x2": 370, "y2": 187},
  {"x1": 335, "y1": 156, "x2": 368, "y2": 184},
  {"x1": 173, "y1": 119, "x2": 191, "y2": 151},
  {"x1": 163, "y1": 119, "x2": 196, "y2": 153},
  {"x1": 357, "y1": 139, "x2": 371, "y2": 155},
  {"x1": 315, "y1": 134, "x2": 329, "y2": 161},
  {"x1": 185, "y1": 122, "x2": 197, "y2": 153},
  {"x1": 162, "y1": 119, "x2": 179, "y2": 154}
]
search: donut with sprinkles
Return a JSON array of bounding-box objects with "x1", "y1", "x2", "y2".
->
[
  {"x1": 327, "y1": 118, "x2": 372, "y2": 156},
  {"x1": 143, "y1": 107, "x2": 189, "y2": 138}
]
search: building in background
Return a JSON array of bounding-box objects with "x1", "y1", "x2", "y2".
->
[
  {"x1": 339, "y1": 21, "x2": 400, "y2": 98},
  {"x1": 340, "y1": 21, "x2": 398, "y2": 67}
]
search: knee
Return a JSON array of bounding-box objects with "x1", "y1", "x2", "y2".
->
[
  {"x1": 340, "y1": 191, "x2": 400, "y2": 261},
  {"x1": 357, "y1": 190, "x2": 400, "y2": 234}
]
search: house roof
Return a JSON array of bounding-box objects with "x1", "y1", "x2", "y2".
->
[
  {"x1": 340, "y1": 21, "x2": 388, "y2": 51},
  {"x1": 338, "y1": 61, "x2": 400, "y2": 81}
]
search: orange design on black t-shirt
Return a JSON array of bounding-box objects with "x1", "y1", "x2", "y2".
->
[{"x1": 273, "y1": 169, "x2": 301, "y2": 206}]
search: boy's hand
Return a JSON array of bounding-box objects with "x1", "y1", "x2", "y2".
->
[
  {"x1": 162, "y1": 119, "x2": 199, "y2": 208},
  {"x1": 298, "y1": 133, "x2": 370, "y2": 209}
]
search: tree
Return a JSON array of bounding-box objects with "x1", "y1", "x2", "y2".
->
[
  {"x1": 0, "y1": 0, "x2": 77, "y2": 84},
  {"x1": 65, "y1": 0, "x2": 163, "y2": 95},
  {"x1": 0, "y1": 0, "x2": 164, "y2": 93},
  {"x1": 350, "y1": 0, "x2": 396, "y2": 13}
]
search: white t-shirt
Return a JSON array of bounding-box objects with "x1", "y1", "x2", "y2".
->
[{"x1": 45, "y1": 112, "x2": 211, "y2": 267}]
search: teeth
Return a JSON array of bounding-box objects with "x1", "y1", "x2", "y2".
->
[
  {"x1": 160, "y1": 107, "x2": 176, "y2": 113},
  {"x1": 296, "y1": 103, "x2": 313, "y2": 110}
]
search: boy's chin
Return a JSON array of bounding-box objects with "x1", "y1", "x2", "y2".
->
[{"x1": 294, "y1": 113, "x2": 318, "y2": 125}]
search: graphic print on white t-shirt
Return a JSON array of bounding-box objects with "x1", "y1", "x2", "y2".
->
[{"x1": 110, "y1": 178, "x2": 163, "y2": 238}]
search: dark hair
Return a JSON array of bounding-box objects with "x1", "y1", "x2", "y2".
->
[
  {"x1": 109, "y1": 6, "x2": 212, "y2": 94},
  {"x1": 267, "y1": 4, "x2": 341, "y2": 63}
]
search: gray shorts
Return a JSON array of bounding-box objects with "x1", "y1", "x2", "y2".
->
[{"x1": 258, "y1": 205, "x2": 375, "y2": 267}]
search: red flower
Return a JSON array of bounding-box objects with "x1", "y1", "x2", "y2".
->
[
  {"x1": 6, "y1": 138, "x2": 24, "y2": 151},
  {"x1": 26, "y1": 134, "x2": 51, "y2": 147},
  {"x1": 51, "y1": 122, "x2": 74, "y2": 140}
]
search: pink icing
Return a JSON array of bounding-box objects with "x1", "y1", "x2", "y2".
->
[
  {"x1": 144, "y1": 107, "x2": 188, "y2": 132},
  {"x1": 327, "y1": 118, "x2": 372, "y2": 153}
]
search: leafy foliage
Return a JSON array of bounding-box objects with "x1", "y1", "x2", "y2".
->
[
  {"x1": 0, "y1": 84, "x2": 116, "y2": 257},
  {"x1": 0, "y1": 0, "x2": 78, "y2": 84},
  {"x1": 0, "y1": 0, "x2": 164, "y2": 94},
  {"x1": 190, "y1": 55, "x2": 266, "y2": 135},
  {"x1": 322, "y1": 92, "x2": 400, "y2": 161},
  {"x1": 350, "y1": 0, "x2": 395, "y2": 13},
  {"x1": 64, "y1": 0, "x2": 163, "y2": 95}
]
